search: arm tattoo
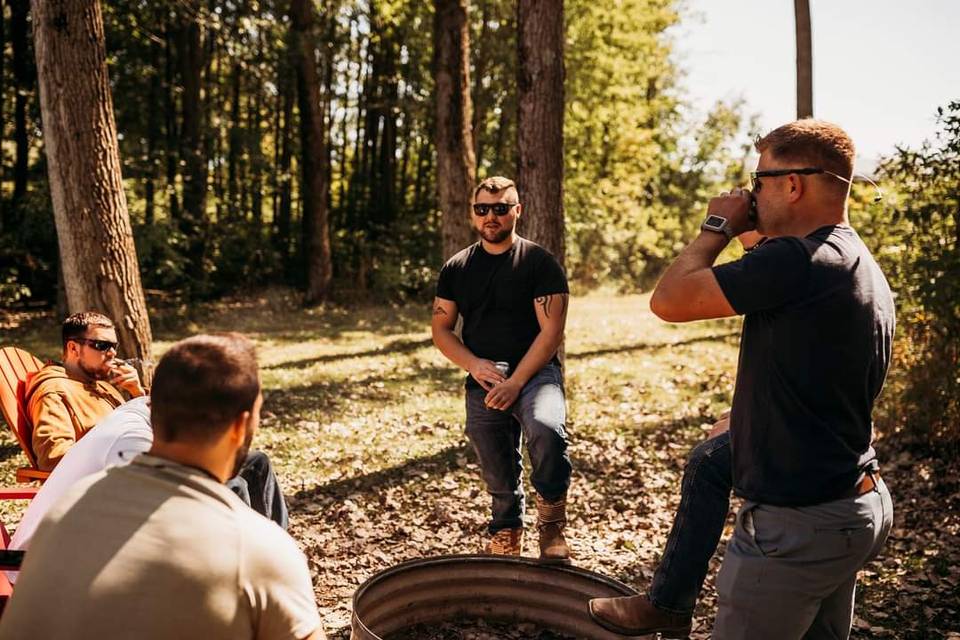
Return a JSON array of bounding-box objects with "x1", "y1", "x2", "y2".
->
[
  {"x1": 433, "y1": 305, "x2": 448, "y2": 317},
  {"x1": 535, "y1": 295, "x2": 553, "y2": 318}
]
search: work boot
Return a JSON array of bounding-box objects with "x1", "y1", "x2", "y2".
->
[
  {"x1": 588, "y1": 594, "x2": 692, "y2": 639},
  {"x1": 485, "y1": 527, "x2": 523, "y2": 556},
  {"x1": 536, "y1": 494, "x2": 571, "y2": 563}
]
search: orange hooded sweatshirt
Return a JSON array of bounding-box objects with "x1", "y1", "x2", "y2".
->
[{"x1": 25, "y1": 364, "x2": 125, "y2": 471}]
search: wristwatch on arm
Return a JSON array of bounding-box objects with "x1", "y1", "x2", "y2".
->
[{"x1": 701, "y1": 214, "x2": 735, "y2": 239}]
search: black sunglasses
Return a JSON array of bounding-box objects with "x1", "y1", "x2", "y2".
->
[
  {"x1": 74, "y1": 338, "x2": 118, "y2": 352},
  {"x1": 472, "y1": 202, "x2": 519, "y2": 217},
  {"x1": 750, "y1": 167, "x2": 825, "y2": 192}
]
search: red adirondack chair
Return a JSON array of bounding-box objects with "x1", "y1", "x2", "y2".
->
[{"x1": 0, "y1": 347, "x2": 51, "y2": 484}]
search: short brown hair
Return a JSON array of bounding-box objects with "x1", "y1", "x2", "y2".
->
[
  {"x1": 473, "y1": 176, "x2": 518, "y2": 201},
  {"x1": 62, "y1": 311, "x2": 114, "y2": 348},
  {"x1": 151, "y1": 333, "x2": 260, "y2": 443},
  {"x1": 756, "y1": 120, "x2": 855, "y2": 186}
]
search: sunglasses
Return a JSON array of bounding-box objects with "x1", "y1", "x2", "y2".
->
[
  {"x1": 74, "y1": 338, "x2": 118, "y2": 352},
  {"x1": 750, "y1": 167, "x2": 857, "y2": 193},
  {"x1": 472, "y1": 202, "x2": 519, "y2": 217}
]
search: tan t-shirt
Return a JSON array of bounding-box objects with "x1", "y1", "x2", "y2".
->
[{"x1": 0, "y1": 455, "x2": 322, "y2": 640}]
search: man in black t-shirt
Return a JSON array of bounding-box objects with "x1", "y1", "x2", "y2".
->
[
  {"x1": 590, "y1": 121, "x2": 894, "y2": 639},
  {"x1": 432, "y1": 176, "x2": 572, "y2": 562}
]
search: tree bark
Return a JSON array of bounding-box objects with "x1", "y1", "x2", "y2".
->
[
  {"x1": 434, "y1": 0, "x2": 477, "y2": 259},
  {"x1": 794, "y1": 0, "x2": 813, "y2": 119},
  {"x1": 164, "y1": 25, "x2": 180, "y2": 220},
  {"x1": 11, "y1": 0, "x2": 32, "y2": 211},
  {"x1": 290, "y1": 0, "x2": 332, "y2": 304},
  {"x1": 516, "y1": 0, "x2": 565, "y2": 266},
  {"x1": 32, "y1": 0, "x2": 153, "y2": 380},
  {"x1": 175, "y1": 3, "x2": 207, "y2": 272}
]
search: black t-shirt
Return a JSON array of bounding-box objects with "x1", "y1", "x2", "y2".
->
[
  {"x1": 713, "y1": 225, "x2": 895, "y2": 506},
  {"x1": 436, "y1": 237, "x2": 569, "y2": 388}
]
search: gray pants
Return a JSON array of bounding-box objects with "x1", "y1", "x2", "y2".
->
[{"x1": 714, "y1": 479, "x2": 893, "y2": 640}]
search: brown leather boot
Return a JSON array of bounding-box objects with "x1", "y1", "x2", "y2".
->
[
  {"x1": 588, "y1": 594, "x2": 692, "y2": 638},
  {"x1": 485, "y1": 527, "x2": 523, "y2": 556},
  {"x1": 536, "y1": 494, "x2": 571, "y2": 563}
]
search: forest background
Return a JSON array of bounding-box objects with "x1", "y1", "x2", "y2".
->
[{"x1": 0, "y1": 0, "x2": 957, "y2": 456}]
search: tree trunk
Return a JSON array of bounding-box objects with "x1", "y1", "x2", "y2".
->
[
  {"x1": 290, "y1": 0, "x2": 332, "y2": 305},
  {"x1": 794, "y1": 0, "x2": 813, "y2": 119},
  {"x1": 516, "y1": 0, "x2": 565, "y2": 266},
  {"x1": 434, "y1": 0, "x2": 477, "y2": 259},
  {"x1": 176, "y1": 3, "x2": 207, "y2": 272},
  {"x1": 11, "y1": 0, "x2": 32, "y2": 211},
  {"x1": 32, "y1": 0, "x2": 153, "y2": 381},
  {"x1": 228, "y1": 62, "x2": 242, "y2": 220},
  {"x1": 164, "y1": 26, "x2": 180, "y2": 220},
  {"x1": 275, "y1": 60, "x2": 295, "y2": 265},
  {"x1": 471, "y1": 0, "x2": 491, "y2": 169}
]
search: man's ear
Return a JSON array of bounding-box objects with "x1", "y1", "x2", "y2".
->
[
  {"x1": 227, "y1": 411, "x2": 250, "y2": 444},
  {"x1": 786, "y1": 174, "x2": 804, "y2": 203}
]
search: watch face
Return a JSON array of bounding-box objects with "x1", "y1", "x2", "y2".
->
[{"x1": 704, "y1": 215, "x2": 726, "y2": 229}]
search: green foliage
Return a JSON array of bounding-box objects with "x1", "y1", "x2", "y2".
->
[
  {"x1": 867, "y1": 102, "x2": 960, "y2": 441},
  {"x1": 564, "y1": 0, "x2": 758, "y2": 289}
]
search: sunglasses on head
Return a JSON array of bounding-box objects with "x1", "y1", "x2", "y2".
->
[
  {"x1": 74, "y1": 338, "x2": 118, "y2": 352},
  {"x1": 472, "y1": 202, "x2": 519, "y2": 217}
]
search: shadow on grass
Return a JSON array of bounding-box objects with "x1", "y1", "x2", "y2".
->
[
  {"x1": 0, "y1": 443, "x2": 23, "y2": 464},
  {"x1": 264, "y1": 337, "x2": 434, "y2": 371},
  {"x1": 569, "y1": 331, "x2": 740, "y2": 360},
  {"x1": 291, "y1": 442, "x2": 473, "y2": 502},
  {"x1": 263, "y1": 367, "x2": 463, "y2": 421}
]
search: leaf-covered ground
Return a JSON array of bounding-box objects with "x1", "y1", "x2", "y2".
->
[{"x1": 1, "y1": 291, "x2": 957, "y2": 639}]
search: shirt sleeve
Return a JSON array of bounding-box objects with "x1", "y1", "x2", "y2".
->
[
  {"x1": 244, "y1": 525, "x2": 323, "y2": 640},
  {"x1": 712, "y1": 236, "x2": 812, "y2": 314},
  {"x1": 30, "y1": 393, "x2": 77, "y2": 472},
  {"x1": 531, "y1": 251, "x2": 569, "y2": 298},
  {"x1": 436, "y1": 261, "x2": 458, "y2": 301}
]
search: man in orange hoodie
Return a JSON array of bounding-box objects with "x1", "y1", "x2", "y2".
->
[{"x1": 25, "y1": 311, "x2": 145, "y2": 471}]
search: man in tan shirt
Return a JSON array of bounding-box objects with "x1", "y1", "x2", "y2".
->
[
  {"x1": 0, "y1": 333, "x2": 325, "y2": 640},
  {"x1": 26, "y1": 311, "x2": 145, "y2": 470}
]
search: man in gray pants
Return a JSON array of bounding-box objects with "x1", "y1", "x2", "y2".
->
[{"x1": 590, "y1": 120, "x2": 894, "y2": 639}]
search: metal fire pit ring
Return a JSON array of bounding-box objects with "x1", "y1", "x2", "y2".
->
[{"x1": 351, "y1": 554, "x2": 641, "y2": 640}]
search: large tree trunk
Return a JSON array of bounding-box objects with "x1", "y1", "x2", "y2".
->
[
  {"x1": 516, "y1": 0, "x2": 565, "y2": 266},
  {"x1": 32, "y1": 0, "x2": 153, "y2": 380},
  {"x1": 794, "y1": 0, "x2": 813, "y2": 119},
  {"x1": 11, "y1": 0, "x2": 32, "y2": 212},
  {"x1": 434, "y1": 0, "x2": 477, "y2": 259},
  {"x1": 290, "y1": 0, "x2": 332, "y2": 305}
]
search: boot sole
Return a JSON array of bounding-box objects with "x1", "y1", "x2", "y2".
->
[
  {"x1": 587, "y1": 600, "x2": 692, "y2": 639},
  {"x1": 537, "y1": 556, "x2": 572, "y2": 566}
]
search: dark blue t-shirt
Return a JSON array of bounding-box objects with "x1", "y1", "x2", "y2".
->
[
  {"x1": 713, "y1": 225, "x2": 895, "y2": 506},
  {"x1": 436, "y1": 237, "x2": 568, "y2": 388}
]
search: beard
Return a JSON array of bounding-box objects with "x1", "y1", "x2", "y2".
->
[
  {"x1": 478, "y1": 218, "x2": 514, "y2": 244},
  {"x1": 79, "y1": 358, "x2": 113, "y2": 381},
  {"x1": 230, "y1": 423, "x2": 255, "y2": 479}
]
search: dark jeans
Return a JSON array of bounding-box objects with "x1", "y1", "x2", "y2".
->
[
  {"x1": 464, "y1": 363, "x2": 572, "y2": 533},
  {"x1": 649, "y1": 431, "x2": 733, "y2": 616},
  {"x1": 226, "y1": 449, "x2": 289, "y2": 530}
]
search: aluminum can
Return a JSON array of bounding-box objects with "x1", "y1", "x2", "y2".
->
[{"x1": 494, "y1": 361, "x2": 511, "y2": 378}]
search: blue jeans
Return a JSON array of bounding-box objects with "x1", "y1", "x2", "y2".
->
[
  {"x1": 465, "y1": 363, "x2": 572, "y2": 533},
  {"x1": 226, "y1": 450, "x2": 289, "y2": 530},
  {"x1": 650, "y1": 431, "x2": 733, "y2": 616}
]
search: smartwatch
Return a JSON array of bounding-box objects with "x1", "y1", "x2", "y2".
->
[{"x1": 701, "y1": 214, "x2": 735, "y2": 239}]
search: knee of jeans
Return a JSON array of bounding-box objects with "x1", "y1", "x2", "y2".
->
[
  {"x1": 526, "y1": 417, "x2": 567, "y2": 449},
  {"x1": 244, "y1": 450, "x2": 270, "y2": 470}
]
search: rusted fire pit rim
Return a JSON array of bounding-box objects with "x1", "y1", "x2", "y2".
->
[{"x1": 351, "y1": 554, "x2": 639, "y2": 640}]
